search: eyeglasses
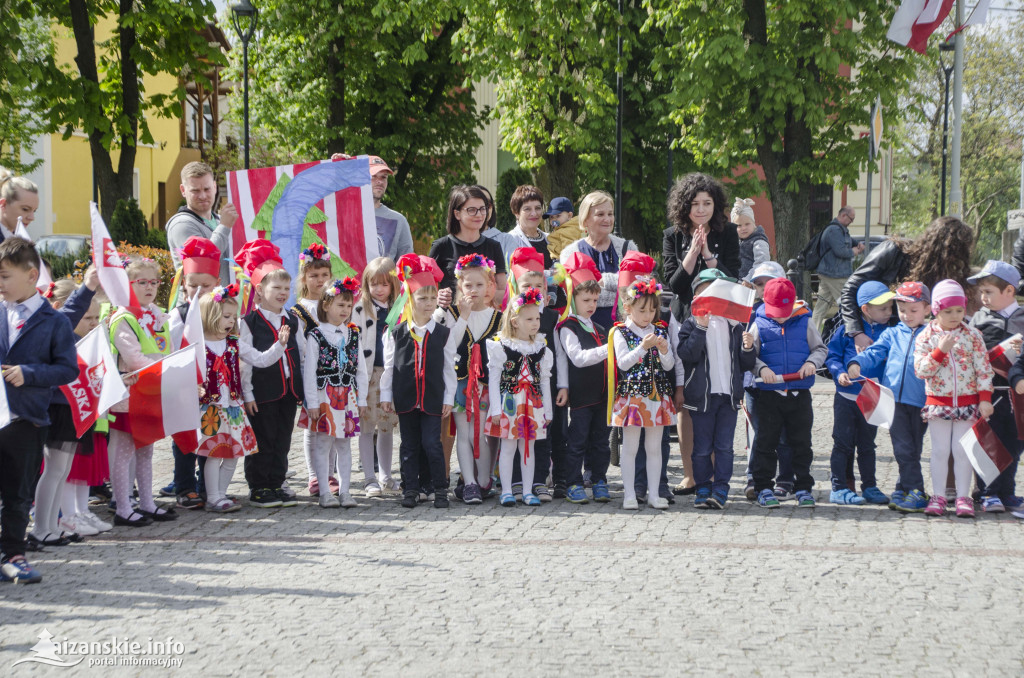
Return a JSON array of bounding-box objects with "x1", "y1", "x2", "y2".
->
[
  {"x1": 132, "y1": 279, "x2": 162, "y2": 287},
  {"x1": 458, "y1": 206, "x2": 487, "y2": 216}
]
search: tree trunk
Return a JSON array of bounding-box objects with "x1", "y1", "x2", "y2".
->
[{"x1": 535, "y1": 148, "x2": 578, "y2": 208}]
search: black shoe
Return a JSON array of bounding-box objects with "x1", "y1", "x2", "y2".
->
[
  {"x1": 113, "y1": 511, "x2": 153, "y2": 527},
  {"x1": 672, "y1": 484, "x2": 697, "y2": 496},
  {"x1": 434, "y1": 491, "x2": 449, "y2": 508},
  {"x1": 249, "y1": 488, "x2": 283, "y2": 508},
  {"x1": 137, "y1": 505, "x2": 178, "y2": 522},
  {"x1": 552, "y1": 486, "x2": 567, "y2": 499},
  {"x1": 176, "y1": 492, "x2": 205, "y2": 510},
  {"x1": 401, "y1": 495, "x2": 418, "y2": 508},
  {"x1": 275, "y1": 487, "x2": 298, "y2": 508},
  {"x1": 453, "y1": 479, "x2": 465, "y2": 501}
]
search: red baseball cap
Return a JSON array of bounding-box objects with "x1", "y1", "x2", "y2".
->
[{"x1": 762, "y1": 278, "x2": 796, "y2": 319}]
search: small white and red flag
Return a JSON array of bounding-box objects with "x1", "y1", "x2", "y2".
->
[
  {"x1": 960, "y1": 416, "x2": 1012, "y2": 485},
  {"x1": 180, "y1": 293, "x2": 207, "y2": 382},
  {"x1": 128, "y1": 346, "x2": 201, "y2": 451},
  {"x1": 987, "y1": 334, "x2": 1021, "y2": 379},
  {"x1": 59, "y1": 326, "x2": 129, "y2": 438},
  {"x1": 856, "y1": 378, "x2": 895, "y2": 429},
  {"x1": 691, "y1": 279, "x2": 755, "y2": 324},
  {"x1": 887, "y1": 0, "x2": 955, "y2": 54},
  {"x1": 90, "y1": 202, "x2": 136, "y2": 309}
]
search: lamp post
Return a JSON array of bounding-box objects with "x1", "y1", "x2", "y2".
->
[
  {"x1": 939, "y1": 40, "x2": 955, "y2": 215},
  {"x1": 231, "y1": 0, "x2": 258, "y2": 170}
]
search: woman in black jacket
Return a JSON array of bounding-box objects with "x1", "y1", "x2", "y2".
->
[{"x1": 662, "y1": 173, "x2": 741, "y2": 321}]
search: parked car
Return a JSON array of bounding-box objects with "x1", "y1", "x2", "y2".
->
[{"x1": 34, "y1": 234, "x2": 90, "y2": 258}]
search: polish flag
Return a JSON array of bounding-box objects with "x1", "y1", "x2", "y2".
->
[
  {"x1": 887, "y1": 0, "x2": 955, "y2": 54},
  {"x1": 15, "y1": 217, "x2": 53, "y2": 290},
  {"x1": 960, "y1": 417, "x2": 1013, "y2": 485},
  {"x1": 90, "y1": 202, "x2": 134, "y2": 308},
  {"x1": 181, "y1": 293, "x2": 207, "y2": 381},
  {"x1": 59, "y1": 326, "x2": 130, "y2": 437},
  {"x1": 987, "y1": 334, "x2": 1021, "y2": 379},
  {"x1": 1010, "y1": 389, "x2": 1024, "y2": 442},
  {"x1": 128, "y1": 346, "x2": 201, "y2": 450},
  {"x1": 856, "y1": 378, "x2": 895, "y2": 429},
  {"x1": 691, "y1": 280, "x2": 755, "y2": 324}
]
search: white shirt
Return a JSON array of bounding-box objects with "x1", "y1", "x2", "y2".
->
[
  {"x1": 303, "y1": 322, "x2": 369, "y2": 408},
  {"x1": 5, "y1": 292, "x2": 44, "y2": 346},
  {"x1": 380, "y1": 318, "x2": 460, "y2": 407},
  {"x1": 240, "y1": 306, "x2": 300, "y2": 403},
  {"x1": 486, "y1": 335, "x2": 554, "y2": 422},
  {"x1": 435, "y1": 306, "x2": 488, "y2": 374},
  {"x1": 614, "y1": 319, "x2": 674, "y2": 372},
  {"x1": 705, "y1": 316, "x2": 733, "y2": 395},
  {"x1": 1000, "y1": 301, "x2": 1020, "y2": 319},
  {"x1": 555, "y1": 315, "x2": 607, "y2": 390}
]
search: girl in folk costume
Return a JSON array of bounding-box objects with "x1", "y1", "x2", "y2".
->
[
  {"x1": 609, "y1": 277, "x2": 676, "y2": 510},
  {"x1": 302, "y1": 277, "x2": 369, "y2": 509},
  {"x1": 290, "y1": 243, "x2": 338, "y2": 498},
  {"x1": 437, "y1": 254, "x2": 497, "y2": 504},
  {"x1": 197, "y1": 284, "x2": 288, "y2": 513},
  {"x1": 351, "y1": 256, "x2": 401, "y2": 497},
  {"x1": 108, "y1": 256, "x2": 178, "y2": 526},
  {"x1": 486, "y1": 288, "x2": 554, "y2": 507}
]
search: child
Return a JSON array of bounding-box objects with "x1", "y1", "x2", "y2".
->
[
  {"x1": 677, "y1": 269, "x2": 756, "y2": 510},
  {"x1": 380, "y1": 254, "x2": 459, "y2": 508},
  {"x1": 555, "y1": 253, "x2": 608, "y2": 504},
  {"x1": 352, "y1": 256, "x2": 401, "y2": 497},
  {"x1": 197, "y1": 284, "x2": 285, "y2": 512},
  {"x1": 847, "y1": 282, "x2": 931, "y2": 512},
  {"x1": 826, "y1": 280, "x2": 894, "y2": 505},
  {"x1": 0, "y1": 238, "x2": 78, "y2": 583},
  {"x1": 968, "y1": 260, "x2": 1024, "y2": 512},
  {"x1": 303, "y1": 278, "x2": 369, "y2": 508},
  {"x1": 748, "y1": 277, "x2": 827, "y2": 509},
  {"x1": 914, "y1": 280, "x2": 994, "y2": 518},
  {"x1": 436, "y1": 254, "x2": 494, "y2": 504},
  {"x1": 236, "y1": 239, "x2": 304, "y2": 509},
  {"x1": 486, "y1": 288, "x2": 554, "y2": 507},
  {"x1": 609, "y1": 277, "x2": 676, "y2": 510},
  {"x1": 291, "y1": 243, "x2": 337, "y2": 498},
  {"x1": 108, "y1": 256, "x2": 179, "y2": 526},
  {"x1": 731, "y1": 197, "x2": 769, "y2": 280}
]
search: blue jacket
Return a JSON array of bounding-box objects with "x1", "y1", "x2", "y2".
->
[
  {"x1": 1, "y1": 300, "x2": 79, "y2": 426},
  {"x1": 752, "y1": 304, "x2": 826, "y2": 391},
  {"x1": 49, "y1": 285, "x2": 97, "y2": 407},
  {"x1": 816, "y1": 218, "x2": 855, "y2": 278},
  {"x1": 677, "y1": 316, "x2": 756, "y2": 412},
  {"x1": 848, "y1": 322, "x2": 927, "y2": 408},
  {"x1": 825, "y1": 316, "x2": 888, "y2": 396}
]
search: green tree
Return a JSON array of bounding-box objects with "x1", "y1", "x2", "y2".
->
[
  {"x1": 644, "y1": 0, "x2": 919, "y2": 263},
  {"x1": 0, "y1": 14, "x2": 52, "y2": 174}
]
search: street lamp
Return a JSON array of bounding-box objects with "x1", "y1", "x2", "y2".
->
[
  {"x1": 231, "y1": 0, "x2": 258, "y2": 169},
  {"x1": 939, "y1": 40, "x2": 955, "y2": 215}
]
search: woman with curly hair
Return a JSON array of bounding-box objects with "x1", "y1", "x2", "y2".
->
[
  {"x1": 839, "y1": 216, "x2": 975, "y2": 350},
  {"x1": 662, "y1": 173, "x2": 741, "y2": 321}
]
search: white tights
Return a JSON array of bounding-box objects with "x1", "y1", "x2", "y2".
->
[
  {"x1": 203, "y1": 457, "x2": 238, "y2": 505},
  {"x1": 110, "y1": 430, "x2": 154, "y2": 519},
  {"x1": 305, "y1": 429, "x2": 337, "y2": 482},
  {"x1": 61, "y1": 482, "x2": 91, "y2": 520},
  {"x1": 499, "y1": 438, "x2": 535, "y2": 498},
  {"x1": 621, "y1": 426, "x2": 665, "y2": 503},
  {"x1": 311, "y1": 433, "x2": 352, "y2": 495},
  {"x1": 358, "y1": 429, "x2": 395, "y2": 486},
  {"x1": 31, "y1": 441, "x2": 77, "y2": 538},
  {"x1": 453, "y1": 411, "x2": 493, "y2": 487},
  {"x1": 928, "y1": 419, "x2": 974, "y2": 499}
]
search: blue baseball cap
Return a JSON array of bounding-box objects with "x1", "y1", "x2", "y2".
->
[
  {"x1": 967, "y1": 260, "x2": 1021, "y2": 288},
  {"x1": 856, "y1": 280, "x2": 895, "y2": 307},
  {"x1": 544, "y1": 197, "x2": 574, "y2": 217}
]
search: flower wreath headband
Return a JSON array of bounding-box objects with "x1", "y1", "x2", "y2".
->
[
  {"x1": 211, "y1": 283, "x2": 240, "y2": 302},
  {"x1": 326, "y1": 276, "x2": 360, "y2": 297},
  {"x1": 511, "y1": 287, "x2": 544, "y2": 313},
  {"x1": 625, "y1": 276, "x2": 663, "y2": 301},
  {"x1": 300, "y1": 243, "x2": 330, "y2": 263},
  {"x1": 454, "y1": 253, "x2": 496, "y2": 279}
]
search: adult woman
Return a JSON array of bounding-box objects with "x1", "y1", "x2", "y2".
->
[
  {"x1": 0, "y1": 166, "x2": 39, "y2": 242},
  {"x1": 840, "y1": 216, "x2": 974, "y2": 350},
  {"x1": 429, "y1": 185, "x2": 507, "y2": 309},
  {"x1": 558, "y1": 191, "x2": 637, "y2": 330}
]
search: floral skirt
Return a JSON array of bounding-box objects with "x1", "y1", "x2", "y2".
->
[
  {"x1": 485, "y1": 389, "x2": 546, "y2": 441},
  {"x1": 454, "y1": 378, "x2": 490, "y2": 414},
  {"x1": 297, "y1": 384, "x2": 361, "y2": 439},
  {"x1": 610, "y1": 394, "x2": 677, "y2": 428},
  {"x1": 197, "y1": 404, "x2": 258, "y2": 459},
  {"x1": 361, "y1": 365, "x2": 398, "y2": 432}
]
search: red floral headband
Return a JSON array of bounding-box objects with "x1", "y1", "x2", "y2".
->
[
  {"x1": 511, "y1": 287, "x2": 544, "y2": 313},
  {"x1": 212, "y1": 283, "x2": 240, "y2": 302},
  {"x1": 326, "y1": 277, "x2": 360, "y2": 297}
]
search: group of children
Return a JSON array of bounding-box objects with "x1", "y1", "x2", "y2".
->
[{"x1": 4, "y1": 220, "x2": 1024, "y2": 585}]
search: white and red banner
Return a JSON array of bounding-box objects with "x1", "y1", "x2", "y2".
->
[
  {"x1": 987, "y1": 334, "x2": 1021, "y2": 379},
  {"x1": 181, "y1": 293, "x2": 207, "y2": 382},
  {"x1": 856, "y1": 378, "x2": 895, "y2": 429},
  {"x1": 90, "y1": 202, "x2": 133, "y2": 308},
  {"x1": 887, "y1": 0, "x2": 955, "y2": 54},
  {"x1": 690, "y1": 279, "x2": 755, "y2": 324},
  {"x1": 128, "y1": 346, "x2": 201, "y2": 450},
  {"x1": 960, "y1": 416, "x2": 1012, "y2": 485},
  {"x1": 59, "y1": 327, "x2": 129, "y2": 438}
]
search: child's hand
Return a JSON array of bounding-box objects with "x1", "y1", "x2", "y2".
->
[
  {"x1": 437, "y1": 288, "x2": 453, "y2": 309},
  {"x1": 441, "y1": 404, "x2": 452, "y2": 418},
  {"x1": 694, "y1": 312, "x2": 709, "y2": 328},
  {"x1": 121, "y1": 373, "x2": 139, "y2": 387},
  {"x1": 556, "y1": 388, "x2": 568, "y2": 407},
  {"x1": 457, "y1": 294, "x2": 473, "y2": 317},
  {"x1": 198, "y1": 385, "x2": 206, "y2": 399},
  {"x1": 797, "y1": 362, "x2": 816, "y2": 379},
  {"x1": 846, "y1": 363, "x2": 861, "y2": 380},
  {"x1": 937, "y1": 333, "x2": 956, "y2": 353},
  {"x1": 641, "y1": 334, "x2": 659, "y2": 350},
  {"x1": 759, "y1": 367, "x2": 779, "y2": 384},
  {"x1": 854, "y1": 333, "x2": 873, "y2": 353},
  {"x1": 244, "y1": 401, "x2": 259, "y2": 416},
  {"x1": 655, "y1": 336, "x2": 669, "y2": 354},
  {"x1": 358, "y1": 406, "x2": 368, "y2": 420},
  {"x1": 742, "y1": 332, "x2": 754, "y2": 350},
  {"x1": 381, "y1": 401, "x2": 393, "y2": 413},
  {"x1": 1016, "y1": 381, "x2": 1024, "y2": 395},
  {"x1": 1012, "y1": 336, "x2": 1023, "y2": 353},
  {"x1": 2, "y1": 365, "x2": 24, "y2": 387},
  {"x1": 278, "y1": 325, "x2": 290, "y2": 346},
  {"x1": 673, "y1": 385, "x2": 685, "y2": 411},
  {"x1": 83, "y1": 266, "x2": 99, "y2": 291},
  {"x1": 980, "y1": 401, "x2": 995, "y2": 420},
  {"x1": 490, "y1": 414, "x2": 501, "y2": 429},
  {"x1": 837, "y1": 373, "x2": 852, "y2": 387}
]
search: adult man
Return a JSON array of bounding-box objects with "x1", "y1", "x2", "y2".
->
[
  {"x1": 812, "y1": 205, "x2": 864, "y2": 332},
  {"x1": 331, "y1": 153, "x2": 414, "y2": 261},
  {"x1": 165, "y1": 162, "x2": 237, "y2": 284}
]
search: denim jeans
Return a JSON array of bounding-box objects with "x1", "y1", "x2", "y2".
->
[
  {"x1": 889, "y1": 402, "x2": 926, "y2": 493},
  {"x1": 977, "y1": 396, "x2": 1023, "y2": 499},
  {"x1": 744, "y1": 389, "x2": 795, "y2": 489},
  {"x1": 751, "y1": 390, "x2": 814, "y2": 493},
  {"x1": 690, "y1": 394, "x2": 738, "y2": 494},
  {"x1": 829, "y1": 393, "x2": 878, "y2": 491}
]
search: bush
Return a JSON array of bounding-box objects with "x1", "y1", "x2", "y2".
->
[
  {"x1": 45, "y1": 243, "x2": 92, "y2": 281},
  {"x1": 495, "y1": 167, "x2": 532, "y2": 232},
  {"x1": 117, "y1": 243, "x2": 175, "y2": 309},
  {"x1": 147, "y1": 227, "x2": 169, "y2": 250},
  {"x1": 109, "y1": 198, "x2": 148, "y2": 246}
]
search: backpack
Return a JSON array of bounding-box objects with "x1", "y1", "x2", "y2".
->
[{"x1": 800, "y1": 225, "x2": 830, "y2": 272}]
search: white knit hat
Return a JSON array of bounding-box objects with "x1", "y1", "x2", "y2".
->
[{"x1": 730, "y1": 197, "x2": 755, "y2": 222}]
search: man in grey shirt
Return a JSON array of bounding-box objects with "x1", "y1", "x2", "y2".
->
[
  {"x1": 332, "y1": 153, "x2": 414, "y2": 261},
  {"x1": 165, "y1": 161, "x2": 238, "y2": 285}
]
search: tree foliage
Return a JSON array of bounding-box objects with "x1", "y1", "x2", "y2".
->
[{"x1": 0, "y1": 13, "x2": 52, "y2": 174}]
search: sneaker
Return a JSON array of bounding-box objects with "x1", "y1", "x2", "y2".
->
[
  {"x1": 365, "y1": 482, "x2": 382, "y2": 498},
  {"x1": 176, "y1": 492, "x2": 205, "y2": 510},
  {"x1": 982, "y1": 496, "x2": 1005, "y2": 513},
  {"x1": 773, "y1": 487, "x2": 794, "y2": 502},
  {"x1": 340, "y1": 493, "x2": 358, "y2": 508},
  {"x1": 500, "y1": 493, "x2": 516, "y2": 507},
  {"x1": 159, "y1": 482, "x2": 177, "y2": 497},
  {"x1": 649, "y1": 496, "x2": 669, "y2": 510},
  {"x1": 206, "y1": 498, "x2": 241, "y2": 513},
  {"x1": 830, "y1": 489, "x2": 865, "y2": 506},
  {"x1": 0, "y1": 556, "x2": 42, "y2": 584},
  {"x1": 453, "y1": 481, "x2": 465, "y2": 501},
  {"x1": 308, "y1": 479, "x2": 320, "y2": 497},
  {"x1": 895, "y1": 489, "x2": 929, "y2": 513},
  {"x1": 552, "y1": 486, "x2": 567, "y2": 499},
  {"x1": 381, "y1": 478, "x2": 403, "y2": 494},
  {"x1": 249, "y1": 488, "x2": 283, "y2": 508},
  {"x1": 523, "y1": 493, "x2": 541, "y2": 507},
  {"x1": 512, "y1": 483, "x2": 523, "y2": 501},
  {"x1": 1001, "y1": 495, "x2": 1024, "y2": 509},
  {"x1": 319, "y1": 492, "x2": 341, "y2": 508},
  {"x1": 924, "y1": 495, "x2": 947, "y2": 516},
  {"x1": 81, "y1": 512, "x2": 112, "y2": 533},
  {"x1": 706, "y1": 490, "x2": 728, "y2": 510},
  {"x1": 276, "y1": 487, "x2": 298, "y2": 508},
  {"x1": 795, "y1": 490, "x2": 815, "y2": 508},
  {"x1": 623, "y1": 497, "x2": 639, "y2": 510},
  {"x1": 744, "y1": 481, "x2": 756, "y2": 501},
  {"x1": 328, "y1": 476, "x2": 340, "y2": 496},
  {"x1": 434, "y1": 491, "x2": 450, "y2": 508},
  {"x1": 565, "y1": 485, "x2": 589, "y2": 504},
  {"x1": 862, "y1": 486, "x2": 889, "y2": 505},
  {"x1": 457, "y1": 482, "x2": 478, "y2": 504},
  {"x1": 888, "y1": 490, "x2": 906, "y2": 511},
  {"x1": 758, "y1": 489, "x2": 780, "y2": 509},
  {"x1": 89, "y1": 482, "x2": 112, "y2": 505},
  {"x1": 533, "y1": 484, "x2": 552, "y2": 503},
  {"x1": 60, "y1": 515, "x2": 98, "y2": 537},
  {"x1": 592, "y1": 480, "x2": 611, "y2": 503},
  {"x1": 955, "y1": 497, "x2": 975, "y2": 518},
  {"x1": 401, "y1": 495, "x2": 418, "y2": 508},
  {"x1": 694, "y1": 488, "x2": 711, "y2": 509}
]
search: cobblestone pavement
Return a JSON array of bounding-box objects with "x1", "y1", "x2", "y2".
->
[{"x1": 3, "y1": 388, "x2": 1024, "y2": 676}]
